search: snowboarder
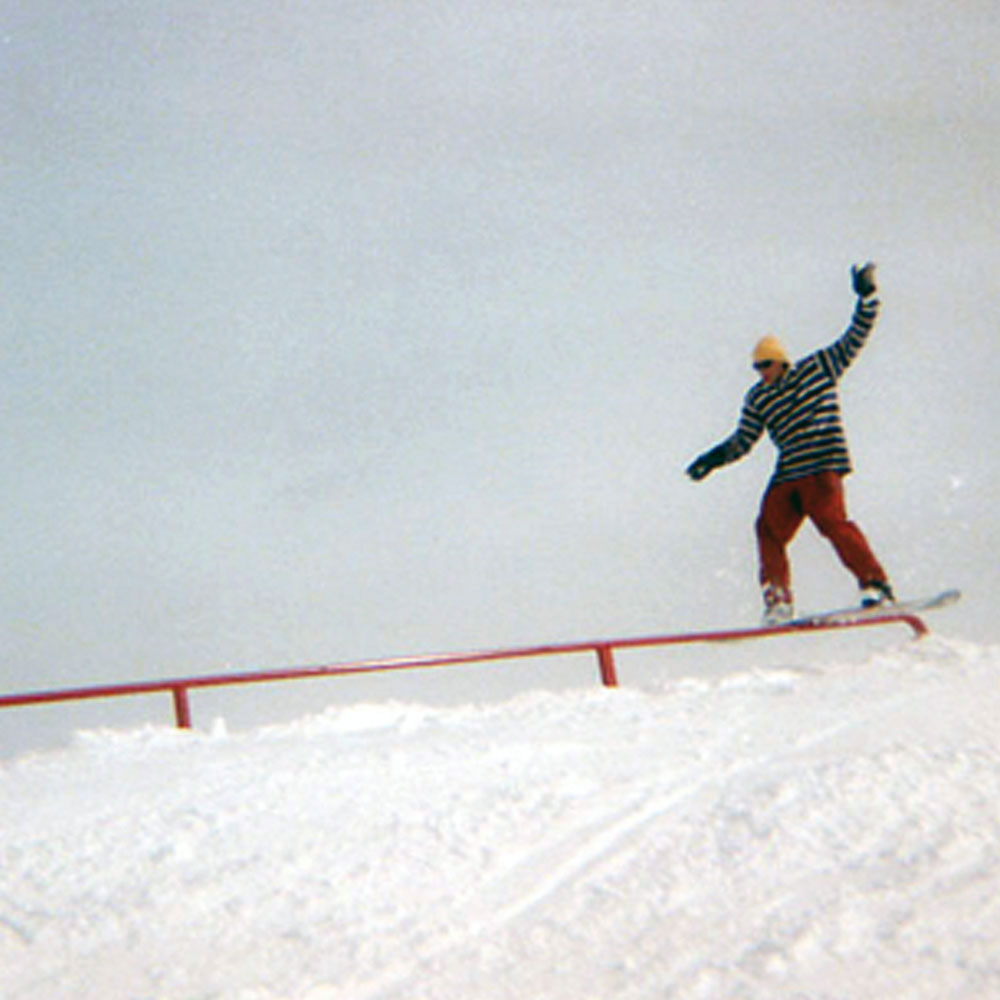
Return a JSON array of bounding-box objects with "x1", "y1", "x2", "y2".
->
[{"x1": 685, "y1": 262, "x2": 894, "y2": 625}]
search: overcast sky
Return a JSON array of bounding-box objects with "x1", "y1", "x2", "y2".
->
[{"x1": 3, "y1": 0, "x2": 999, "y2": 753}]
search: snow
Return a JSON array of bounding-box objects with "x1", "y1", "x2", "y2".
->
[
  {"x1": 5, "y1": 1, "x2": 999, "y2": 994},
  {"x1": 3, "y1": 635, "x2": 1000, "y2": 999}
]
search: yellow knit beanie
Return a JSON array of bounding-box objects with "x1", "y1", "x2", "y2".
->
[{"x1": 752, "y1": 335, "x2": 790, "y2": 366}]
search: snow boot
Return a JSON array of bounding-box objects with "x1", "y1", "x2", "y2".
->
[
  {"x1": 762, "y1": 584, "x2": 794, "y2": 626},
  {"x1": 860, "y1": 579, "x2": 895, "y2": 608}
]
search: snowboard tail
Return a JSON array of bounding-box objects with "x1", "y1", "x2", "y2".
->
[{"x1": 788, "y1": 588, "x2": 961, "y2": 628}]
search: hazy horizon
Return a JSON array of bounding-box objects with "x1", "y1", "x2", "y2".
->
[{"x1": 3, "y1": 0, "x2": 998, "y2": 755}]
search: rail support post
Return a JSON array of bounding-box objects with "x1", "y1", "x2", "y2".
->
[
  {"x1": 172, "y1": 686, "x2": 192, "y2": 729},
  {"x1": 596, "y1": 644, "x2": 618, "y2": 687}
]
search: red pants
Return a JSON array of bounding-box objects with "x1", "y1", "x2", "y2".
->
[{"x1": 755, "y1": 471, "x2": 886, "y2": 593}]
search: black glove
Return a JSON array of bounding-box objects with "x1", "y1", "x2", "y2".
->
[
  {"x1": 686, "y1": 444, "x2": 728, "y2": 482},
  {"x1": 851, "y1": 261, "x2": 877, "y2": 298}
]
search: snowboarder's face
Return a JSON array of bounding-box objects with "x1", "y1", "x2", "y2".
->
[{"x1": 754, "y1": 360, "x2": 785, "y2": 386}]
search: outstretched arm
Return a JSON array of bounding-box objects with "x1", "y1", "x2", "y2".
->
[{"x1": 686, "y1": 399, "x2": 765, "y2": 481}]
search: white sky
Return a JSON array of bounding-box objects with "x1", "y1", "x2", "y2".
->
[{"x1": 3, "y1": 0, "x2": 999, "y2": 753}]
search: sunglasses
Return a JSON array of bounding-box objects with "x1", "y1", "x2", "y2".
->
[{"x1": 753, "y1": 360, "x2": 776, "y2": 371}]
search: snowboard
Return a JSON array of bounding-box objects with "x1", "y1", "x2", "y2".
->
[{"x1": 787, "y1": 588, "x2": 961, "y2": 628}]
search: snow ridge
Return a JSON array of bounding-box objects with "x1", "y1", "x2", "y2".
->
[{"x1": 2, "y1": 638, "x2": 999, "y2": 999}]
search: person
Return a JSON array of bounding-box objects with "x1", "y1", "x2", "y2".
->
[{"x1": 685, "y1": 262, "x2": 894, "y2": 625}]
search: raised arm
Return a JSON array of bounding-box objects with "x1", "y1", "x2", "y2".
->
[{"x1": 816, "y1": 262, "x2": 881, "y2": 380}]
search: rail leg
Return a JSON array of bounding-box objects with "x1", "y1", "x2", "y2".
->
[
  {"x1": 596, "y1": 645, "x2": 618, "y2": 687},
  {"x1": 172, "y1": 686, "x2": 192, "y2": 729}
]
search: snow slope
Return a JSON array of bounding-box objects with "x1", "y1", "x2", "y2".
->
[{"x1": 2, "y1": 636, "x2": 999, "y2": 1000}]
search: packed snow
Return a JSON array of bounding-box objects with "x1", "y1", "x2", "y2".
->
[{"x1": 3, "y1": 634, "x2": 999, "y2": 1000}]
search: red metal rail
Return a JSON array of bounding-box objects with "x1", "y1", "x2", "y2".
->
[{"x1": 0, "y1": 611, "x2": 928, "y2": 731}]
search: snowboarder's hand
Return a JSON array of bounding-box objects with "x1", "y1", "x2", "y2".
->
[
  {"x1": 851, "y1": 261, "x2": 877, "y2": 298},
  {"x1": 686, "y1": 444, "x2": 727, "y2": 482}
]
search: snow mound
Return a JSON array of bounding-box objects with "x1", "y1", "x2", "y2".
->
[{"x1": 2, "y1": 638, "x2": 999, "y2": 999}]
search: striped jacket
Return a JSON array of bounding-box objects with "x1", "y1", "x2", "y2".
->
[{"x1": 720, "y1": 296, "x2": 881, "y2": 485}]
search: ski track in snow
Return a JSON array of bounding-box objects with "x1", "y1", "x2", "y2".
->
[{"x1": 2, "y1": 637, "x2": 1000, "y2": 999}]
